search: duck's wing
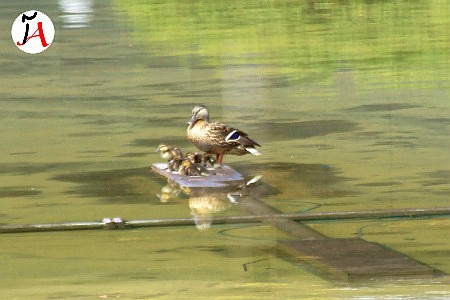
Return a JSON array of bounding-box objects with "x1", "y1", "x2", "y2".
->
[
  {"x1": 224, "y1": 128, "x2": 260, "y2": 147},
  {"x1": 208, "y1": 122, "x2": 261, "y2": 150}
]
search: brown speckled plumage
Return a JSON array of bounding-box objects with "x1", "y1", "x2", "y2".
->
[{"x1": 187, "y1": 105, "x2": 261, "y2": 164}]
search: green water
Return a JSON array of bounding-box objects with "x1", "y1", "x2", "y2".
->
[{"x1": 1, "y1": 0, "x2": 449, "y2": 298}]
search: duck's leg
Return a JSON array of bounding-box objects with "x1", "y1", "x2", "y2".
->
[{"x1": 218, "y1": 153, "x2": 224, "y2": 165}]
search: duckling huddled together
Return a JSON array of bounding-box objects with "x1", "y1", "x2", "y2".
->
[{"x1": 156, "y1": 144, "x2": 217, "y2": 176}]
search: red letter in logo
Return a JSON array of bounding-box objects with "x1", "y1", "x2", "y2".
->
[{"x1": 17, "y1": 21, "x2": 49, "y2": 47}]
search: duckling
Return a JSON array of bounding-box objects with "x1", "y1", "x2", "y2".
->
[
  {"x1": 168, "y1": 157, "x2": 183, "y2": 172},
  {"x1": 178, "y1": 159, "x2": 202, "y2": 176},
  {"x1": 184, "y1": 152, "x2": 203, "y2": 164},
  {"x1": 187, "y1": 105, "x2": 261, "y2": 164},
  {"x1": 200, "y1": 153, "x2": 217, "y2": 168},
  {"x1": 155, "y1": 144, "x2": 183, "y2": 161},
  {"x1": 182, "y1": 152, "x2": 214, "y2": 175},
  {"x1": 186, "y1": 152, "x2": 217, "y2": 168}
]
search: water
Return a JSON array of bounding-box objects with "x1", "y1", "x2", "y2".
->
[{"x1": 1, "y1": 0, "x2": 449, "y2": 298}]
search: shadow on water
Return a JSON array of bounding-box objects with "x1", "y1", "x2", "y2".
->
[
  {"x1": 0, "y1": 162, "x2": 93, "y2": 176},
  {"x1": 0, "y1": 187, "x2": 42, "y2": 198},
  {"x1": 131, "y1": 118, "x2": 360, "y2": 147},
  {"x1": 130, "y1": 137, "x2": 190, "y2": 150},
  {"x1": 237, "y1": 162, "x2": 358, "y2": 199},
  {"x1": 129, "y1": 118, "x2": 359, "y2": 152},
  {"x1": 420, "y1": 170, "x2": 450, "y2": 187},
  {"x1": 346, "y1": 103, "x2": 420, "y2": 112},
  {"x1": 253, "y1": 120, "x2": 359, "y2": 141},
  {"x1": 52, "y1": 167, "x2": 161, "y2": 204},
  {"x1": 50, "y1": 161, "x2": 357, "y2": 206}
]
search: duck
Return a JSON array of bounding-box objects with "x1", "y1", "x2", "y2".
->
[
  {"x1": 187, "y1": 105, "x2": 261, "y2": 164},
  {"x1": 156, "y1": 144, "x2": 183, "y2": 161}
]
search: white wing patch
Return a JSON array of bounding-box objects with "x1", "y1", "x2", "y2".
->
[{"x1": 246, "y1": 147, "x2": 261, "y2": 156}]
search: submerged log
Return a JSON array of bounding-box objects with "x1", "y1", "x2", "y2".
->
[
  {"x1": 278, "y1": 238, "x2": 443, "y2": 280},
  {"x1": 1, "y1": 207, "x2": 449, "y2": 234}
]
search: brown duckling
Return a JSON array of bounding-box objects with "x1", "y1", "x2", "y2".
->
[
  {"x1": 178, "y1": 159, "x2": 202, "y2": 176},
  {"x1": 200, "y1": 153, "x2": 217, "y2": 168},
  {"x1": 184, "y1": 152, "x2": 216, "y2": 166},
  {"x1": 183, "y1": 153, "x2": 214, "y2": 176},
  {"x1": 168, "y1": 157, "x2": 183, "y2": 172},
  {"x1": 184, "y1": 152, "x2": 203, "y2": 164}
]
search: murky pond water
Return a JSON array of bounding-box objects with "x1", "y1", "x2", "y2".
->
[{"x1": 1, "y1": 0, "x2": 449, "y2": 298}]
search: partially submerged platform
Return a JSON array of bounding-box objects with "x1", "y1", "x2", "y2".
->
[
  {"x1": 152, "y1": 163, "x2": 444, "y2": 280},
  {"x1": 151, "y1": 163, "x2": 245, "y2": 188},
  {"x1": 278, "y1": 238, "x2": 440, "y2": 280}
]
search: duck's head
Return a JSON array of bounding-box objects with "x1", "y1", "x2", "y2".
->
[
  {"x1": 155, "y1": 144, "x2": 169, "y2": 153},
  {"x1": 156, "y1": 144, "x2": 181, "y2": 160},
  {"x1": 188, "y1": 105, "x2": 209, "y2": 129}
]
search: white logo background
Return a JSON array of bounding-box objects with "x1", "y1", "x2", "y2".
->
[{"x1": 11, "y1": 10, "x2": 55, "y2": 54}]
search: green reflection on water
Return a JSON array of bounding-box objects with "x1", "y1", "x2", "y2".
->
[{"x1": 116, "y1": 0, "x2": 448, "y2": 85}]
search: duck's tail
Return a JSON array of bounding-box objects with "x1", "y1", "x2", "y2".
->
[{"x1": 245, "y1": 147, "x2": 261, "y2": 156}]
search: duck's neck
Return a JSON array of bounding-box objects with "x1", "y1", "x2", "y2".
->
[{"x1": 189, "y1": 119, "x2": 207, "y2": 130}]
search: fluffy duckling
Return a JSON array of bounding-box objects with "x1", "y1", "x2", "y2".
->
[
  {"x1": 200, "y1": 153, "x2": 217, "y2": 168},
  {"x1": 184, "y1": 152, "x2": 217, "y2": 168},
  {"x1": 178, "y1": 159, "x2": 202, "y2": 176},
  {"x1": 187, "y1": 105, "x2": 261, "y2": 164},
  {"x1": 184, "y1": 152, "x2": 203, "y2": 164},
  {"x1": 155, "y1": 144, "x2": 183, "y2": 161},
  {"x1": 168, "y1": 157, "x2": 183, "y2": 172}
]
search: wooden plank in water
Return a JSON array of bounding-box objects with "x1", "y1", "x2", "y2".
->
[
  {"x1": 152, "y1": 163, "x2": 245, "y2": 188},
  {"x1": 240, "y1": 196, "x2": 327, "y2": 240},
  {"x1": 278, "y1": 238, "x2": 439, "y2": 280}
]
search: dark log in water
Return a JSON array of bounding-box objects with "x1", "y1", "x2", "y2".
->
[{"x1": 1, "y1": 207, "x2": 449, "y2": 234}]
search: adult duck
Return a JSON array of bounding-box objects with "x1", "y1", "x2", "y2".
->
[{"x1": 187, "y1": 105, "x2": 261, "y2": 164}]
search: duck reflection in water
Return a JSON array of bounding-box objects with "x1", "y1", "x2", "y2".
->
[
  {"x1": 156, "y1": 180, "x2": 180, "y2": 203},
  {"x1": 156, "y1": 175, "x2": 265, "y2": 230},
  {"x1": 189, "y1": 195, "x2": 233, "y2": 230}
]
